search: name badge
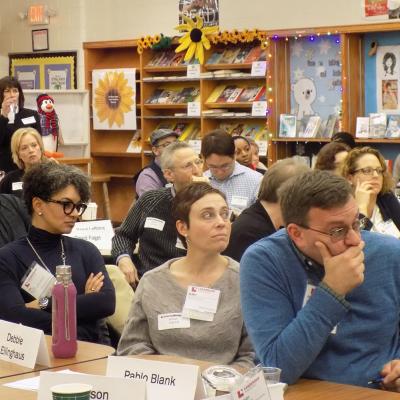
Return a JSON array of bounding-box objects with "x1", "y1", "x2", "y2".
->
[
  {"x1": 21, "y1": 262, "x2": 56, "y2": 299},
  {"x1": 0, "y1": 320, "x2": 50, "y2": 368},
  {"x1": 158, "y1": 313, "x2": 190, "y2": 331},
  {"x1": 106, "y1": 356, "x2": 203, "y2": 400},
  {"x1": 232, "y1": 370, "x2": 270, "y2": 400},
  {"x1": 21, "y1": 116, "x2": 36, "y2": 125},
  {"x1": 182, "y1": 286, "x2": 220, "y2": 322},
  {"x1": 38, "y1": 371, "x2": 146, "y2": 400},
  {"x1": 12, "y1": 181, "x2": 23, "y2": 191},
  {"x1": 144, "y1": 217, "x2": 165, "y2": 231},
  {"x1": 231, "y1": 196, "x2": 248, "y2": 209}
]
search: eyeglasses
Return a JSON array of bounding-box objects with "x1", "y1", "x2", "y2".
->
[
  {"x1": 352, "y1": 167, "x2": 385, "y2": 176},
  {"x1": 206, "y1": 162, "x2": 233, "y2": 171},
  {"x1": 154, "y1": 140, "x2": 176, "y2": 149},
  {"x1": 46, "y1": 199, "x2": 88, "y2": 216},
  {"x1": 298, "y1": 218, "x2": 363, "y2": 243},
  {"x1": 176, "y1": 158, "x2": 203, "y2": 171}
]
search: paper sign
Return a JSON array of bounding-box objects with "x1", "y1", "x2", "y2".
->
[
  {"x1": 0, "y1": 320, "x2": 50, "y2": 368},
  {"x1": 251, "y1": 61, "x2": 267, "y2": 77},
  {"x1": 106, "y1": 356, "x2": 202, "y2": 400},
  {"x1": 66, "y1": 220, "x2": 114, "y2": 254},
  {"x1": 189, "y1": 139, "x2": 202, "y2": 154},
  {"x1": 252, "y1": 101, "x2": 267, "y2": 116},
  {"x1": 187, "y1": 64, "x2": 201, "y2": 79},
  {"x1": 231, "y1": 370, "x2": 270, "y2": 400},
  {"x1": 38, "y1": 371, "x2": 146, "y2": 400},
  {"x1": 21, "y1": 116, "x2": 36, "y2": 125},
  {"x1": 255, "y1": 140, "x2": 267, "y2": 156},
  {"x1": 188, "y1": 102, "x2": 201, "y2": 116}
]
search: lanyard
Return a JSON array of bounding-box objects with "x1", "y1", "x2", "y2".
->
[{"x1": 26, "y1": 237, "x2": 66, "y2": 273}]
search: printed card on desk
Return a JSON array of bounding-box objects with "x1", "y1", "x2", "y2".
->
[
  {"x1": 106, "y1": 356, "x2": 203, "y2": 400},
  {"x1": 38, "y1": 371, "x2": 146, "y2": 400},
  {"x1": 0, "y1": 320, "x2": 50, "y2": 368},
  {"x1": 231, "y1": 370, "x2": 271, "y2": 400}
]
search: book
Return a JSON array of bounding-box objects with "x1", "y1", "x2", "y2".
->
[
  {"x1": 174, "y1": 87, "x2": 200, "y2": 103},
  {"x1": 146, "y1": 88, "x2": 164, "y2": 104},
  {"x1": 206, "y1": 84, "x2": 227, "y2": 103},
  {"x1": 279, "y1": 114, "x2": 296, "y2": 138},
  {"x1": 355, "y1": 117, "x2": 370, "y2": 138},
  {"x1": 206, "y1": 49, "x2": 225, "y2": 64},
  {"x1": 244, "y1": 46, "x2": 263, "y2": 63},
  {"x1": 369, "y1": 113, "x2": 387, "y2": 138},
  {"x1": 242, "y1": 123, "x2": 264, "y2": 139},
  {"x1": 303, "y1": 116, "x2": 321, "y2": 138},
  {"x1": 217, "y1": 85, "x2": 238, "y2": 103},
  {"x1": 385, "y1": 115, "x2": 400, "y2": 138},
  {"x1": 219, "y1": 47, "x2": 241, "y2": 64},
  {"x1": 323, "y1": 114, "x2": 338, "y2": 138},
  {"x1": 126, "y1": 131, "x2": 141, "y2": 153},
  {"x1": 233, "y1": 46, "x2": 252, "y2": 64},
  {"x1": 226, "y1": 87, "x2": 244, "y2": 103},
  {"x1": 238, "y1": 86, "x2": 264, "y2": 102}
]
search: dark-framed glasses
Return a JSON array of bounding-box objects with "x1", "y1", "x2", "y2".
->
[
  {"x1": 298, "y1": 218, "x2": 364, "y2": 242},
  {"x1": 46, "y1": 199, "x2": 88, "y2": 216},
  {"x1": 352, "y1": 167, "x2": 385, "y2": 176}
]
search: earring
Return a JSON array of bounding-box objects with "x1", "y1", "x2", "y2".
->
[{"x1": 38, "y1": 212, "x2": 43, "y2": 216}]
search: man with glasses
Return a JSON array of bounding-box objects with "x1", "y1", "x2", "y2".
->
[
  {"x1": 241, "y1": 170, "x2": 400, "y2": 391},
  {"x1": 112, "y1": 141, "x2": 204, "y2": 284},
  {"x1": 201, "y1": 130, "x2": 262, "y2": 215},
  {"x1": 133, "y1": 128, "x2": 179, "y2": 198}
]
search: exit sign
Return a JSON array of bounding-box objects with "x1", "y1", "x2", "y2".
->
[{"x1": 28, "y1": 5, "x2": 49, "y2": 25}]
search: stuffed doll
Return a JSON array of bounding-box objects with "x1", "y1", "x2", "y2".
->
[{"x1": 36, "y1": 93, "x2": 60, "y2": 152}]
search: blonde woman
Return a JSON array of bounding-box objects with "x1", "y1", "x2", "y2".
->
[
  {"x1": 0, "y1": 127, "x2": 48, "y2": 197},
  {"x1": 342, "y1": 146, "x2": 400, "y2": 237}
]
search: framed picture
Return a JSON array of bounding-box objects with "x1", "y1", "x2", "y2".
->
[
  {"x1": 32, "y1": 29, "x2": 49, "y2": 52},
  {"x1": 9, "y1": 52, "x2": 77, "y2": 89}
]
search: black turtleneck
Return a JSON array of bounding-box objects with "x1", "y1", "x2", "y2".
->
[{"x1": 0, "y1": 225, "x2": 115, "y2": 343}]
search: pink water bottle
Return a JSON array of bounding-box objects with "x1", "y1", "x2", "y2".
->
[{"x1": 52, "y1": 265, "x2": 77, "y2": 358}]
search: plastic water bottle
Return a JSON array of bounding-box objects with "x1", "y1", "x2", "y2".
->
[{"x1": 52, "y1": 265, "x2": 77, "y2": 358}]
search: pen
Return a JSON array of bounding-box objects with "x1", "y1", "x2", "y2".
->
[{"x1": 367, "y1": 377, "x2": 384, "y2": 385}]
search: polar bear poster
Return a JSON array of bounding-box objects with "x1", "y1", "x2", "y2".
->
[{"x1": 292, "y1": 77, "x2": 317, "y2": 120}]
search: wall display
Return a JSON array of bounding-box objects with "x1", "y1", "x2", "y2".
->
[
  {"x1": 179, "y1": 0, "x2": 219, "y2": 27},
  {"x1": 363, "y1": 0, "x2": 388, "y2": 19},
  {"x1": 377, "y1": 45, "x2": 400, "y2": 112},
  {"x1": 9, "y1": 52, "x2": 77, "y2": 90},
  {"x1": 32, "y1": 28, "x2": 49, "y2": 51},
  {"x1": 92, "y1": 68, "x2": 137, "y2": 130},
  {"x1": 289, "y1": 36, "x2": 342, "y2": 128}
]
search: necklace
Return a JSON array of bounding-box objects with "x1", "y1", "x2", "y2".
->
[{"x1": 27, "y1": 237, "x2": 66, "y2": 273}]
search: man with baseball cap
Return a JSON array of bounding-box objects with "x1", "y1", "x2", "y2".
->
[{"x1": 133, "y1": 128, "x2": 179, "y2": 197}]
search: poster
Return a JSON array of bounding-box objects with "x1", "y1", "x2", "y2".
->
[
  {"x1": 363, "y1": 0, "x2": 388, "y2": 18},
  {"x1": 92, "y1": 68, "x2": 137, "y2": 130},
  {"x1": 179, "y1": 0, "x2": 219, "y2": 27},
  {"x1": 377, "y1": 45, "x2": 400, "y2": 112},
  {"x1": 14, "y1": 65, "x2": 40, "y2": 89},
  {"x1": 45, "y1": 64, "x2": 71, "y2": 89}
]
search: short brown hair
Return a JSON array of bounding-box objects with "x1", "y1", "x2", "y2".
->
[
  {"x1": 341, "y1": 146, "x2": 394, "y2": 194},
  {"x1": 315, "y1": 142, "x2": 350, "y2": 172},
  {"x1": 172, "y1": 182, "x2": 226, "y2": 248},
  {"x1": 279, "y1": 170, "x2": 353, "y2": 226},
  {"x1": 259, "y1": 158, "x2": 310, "y2": 203},
  {"x1": 0, "y1": 76, "x2": 24, "y2": 109},
  {"x1": 11, "y1": 127, "x2": 46, "y2": 169},
  {"x1": 201, "y1": 129, "x2": 235, "y2": 159}
]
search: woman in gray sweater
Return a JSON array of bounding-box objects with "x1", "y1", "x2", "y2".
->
[{"x1": 117, "y1": 182, "x2": 254, "y2": 369}]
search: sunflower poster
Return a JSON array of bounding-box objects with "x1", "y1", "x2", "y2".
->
[
  {"x1": 92, "y1": 68, "x2": 136, "y2": 130},
  {"x1": 179, "y1": 0, "x2": 219, "y2": 28}
]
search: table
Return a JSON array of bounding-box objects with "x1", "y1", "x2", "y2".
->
[
  {"x1": 0, "y1": 336, "x2": 114, "y2": 379},
  {"x1": 1, "y1": 356, "x2": 400, "y2": 400}
]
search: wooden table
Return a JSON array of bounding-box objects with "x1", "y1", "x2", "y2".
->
[
  {"x1": 0, "y1": 336, "x2": 114, "y2": 379},
  {"x1": 1, "y1": 356, "x2": 400, "y2": 399}
]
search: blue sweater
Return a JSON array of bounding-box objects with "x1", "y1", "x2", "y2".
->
[{"x1": 240, "y1": 229, "x2": 400, "y2": 387}]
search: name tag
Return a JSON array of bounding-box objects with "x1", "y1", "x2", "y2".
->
[
  {"x1": 12, "y1": 181, "x2": 23, "y2": 191},
  {"x1": 21, "y1": 262, "x2": 56, "y2": 299},
  {"x1": 158, "y1": 313, "x2": 190, "y2": 330},
  {"x1": 21, "y1": 116, "x2": 36, "y2": 125},
  {"x1": 0, "y1": 320, "x2": 50, "y2": 368},
  {"x1": 38, "y1": 371, "x2": 145, "y2": 400},
  {"x1": 106, "y1": 356, "x2": 203, "y2": 400},
  {"x1": 144, "y1": 217, "x2": 165, "y2": 231},
  {"x1": 182, "y1": 286, "x2": 220, "y2": 322},
  {"x1": 232, "y1": 370, "x2": 270, "y2": 400},
  {"x1": 231, "y1": 196, "x2": 248, "y2": 209}
]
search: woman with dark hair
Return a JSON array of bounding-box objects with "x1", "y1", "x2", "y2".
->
[
  {"x1": 342, "y1": 146, "x2": 400, "y2": 237},
  {"x1": 118, "y1": 182, "x2": 254, "y2": 369},
  {"x1": 0, "y1": 162, "x2": 115, "y2": 343},
  {"x1": 383, "y1": 52, "x2": 396, "y2": 76},
  {"x1": 0, "y1": 76, "x2": 41, "y2": 172},
  {"x1": 315, "y1": 141, "x2": 350, "y2": 175}
]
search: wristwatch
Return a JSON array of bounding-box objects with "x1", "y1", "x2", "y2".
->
[{"x1": 39, "y1": 297, "x2": 49, "y2": 310}]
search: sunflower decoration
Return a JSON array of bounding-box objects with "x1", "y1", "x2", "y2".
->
[
  {"x1": 94, "y1": 71, "x2": 134, "y2": 128},
  {"x1": 175, "y1": 15, "x2": 218, "y2": 64}
]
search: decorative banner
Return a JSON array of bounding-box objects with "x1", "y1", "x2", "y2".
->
[
  {"x1": 179, "y1": 0, "x2": 219, "y2": 27},
  {"x1": 92, "y1": 68, "x2": 137, "y2": 130},
  {"x1": 377, "y1": 45, "x2": 400, "y2": 113}
]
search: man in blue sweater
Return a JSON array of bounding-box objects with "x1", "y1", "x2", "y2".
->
[{"x1": 240, "y1": 170, "x2": 400, "y2": 391}]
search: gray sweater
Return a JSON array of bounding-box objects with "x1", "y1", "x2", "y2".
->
[{"x1": 117, "y1": 257, "x2": 254, "y2": 369}]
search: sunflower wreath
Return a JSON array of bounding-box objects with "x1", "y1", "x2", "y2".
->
[
  {"x1": 137, "y1": 34, "x2": 174, "y2": 54},
  {"x1": 210, "y1": 29, "x2": 269, "y2": 49}
]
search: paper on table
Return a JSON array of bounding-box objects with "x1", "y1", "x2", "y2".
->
[{"x1": 3, "y1": 369, "x2": 81, "y2": 391}]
